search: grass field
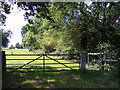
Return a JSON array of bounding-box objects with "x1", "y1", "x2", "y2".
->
[{"x1": 2, "y1": 49, "x2": 118, "y2": 88}]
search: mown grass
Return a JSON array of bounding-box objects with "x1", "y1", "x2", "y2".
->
[
  {"x1": 2, "y1": 49, "x2": 33, "y2": 54},
  {"x1": 2, "y1": 49, "x2": 118, "y2": 88}
]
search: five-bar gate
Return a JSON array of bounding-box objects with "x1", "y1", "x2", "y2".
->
[{"x1": 5, "y1": 53, "x2": 80, "y2": 72}]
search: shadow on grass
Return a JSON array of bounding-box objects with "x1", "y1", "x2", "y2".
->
[{"x1": 3, "y1": 66, "x2": 118, "y2": 88}]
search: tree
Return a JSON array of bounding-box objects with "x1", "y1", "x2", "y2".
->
[
  {"x1": 1, "y1": 29, "x2": 12, "y2": 48},
  {"x1": 21, "y1": 18, "x2": 44, "y2": 50},
  {"x1": 17, "y1": 2, "x2": 54, "y2": 23},
  {"x1": 0, "y1": 1, "x2": 12, "y2": 49},
  {"x1": 15, "y1": 42, "x2": 20, "y2": 49},
  {"x1": 20, "y1": 2, "x2": 120, "y2": 55},
  {"x1": 0, "y1": 1, "x2": 11, "y2": 26},
  {"x1": 20, "y1": 2, "x2": 120, "y2": 71},
  {"x1": 9, "y1": 45, "x2": 13, "y2": 49}
]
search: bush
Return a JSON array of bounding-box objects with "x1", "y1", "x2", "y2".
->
[{"x1": 106, "y1": 64, "x2": 118, "y2": 81}]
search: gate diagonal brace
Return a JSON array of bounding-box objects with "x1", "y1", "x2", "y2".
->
[
  {"x1": 46, "y1": 55, "x2": 73, "y2": 70},
  {"x1": 10, "y1": 55, "x2": 43, "y2": 73}
]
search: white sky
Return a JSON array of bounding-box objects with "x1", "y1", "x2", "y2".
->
[{"x1": 2, "y1": 4, "x2": 28, "y2": 47}]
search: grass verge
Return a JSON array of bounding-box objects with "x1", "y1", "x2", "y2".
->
[{"x1": 3, "y1": 70, "x2": 118, "y2": 88}]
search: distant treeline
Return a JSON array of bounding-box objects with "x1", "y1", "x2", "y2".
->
[{"x1": 9, "y1": 43, "x2": 24, "y2": 49}]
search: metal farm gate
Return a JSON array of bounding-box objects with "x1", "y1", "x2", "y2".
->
[{"x1": 5, "y1": 53, "x2": 80, "y2": 72}]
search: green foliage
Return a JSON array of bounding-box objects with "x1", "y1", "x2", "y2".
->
[
  {"x1": 17, "y1": 2, "x2": 54, "y2": 23},
  {"x1": 21, "y1": 19, "x2": 43, "y2": 50},
  {"x1": 0, "y1": 2, "x2": 11, "y2": 26},
  {"x1": 15, "y1": 43, "x2": 23, "y2": 49},
  {"x1": 9, "y1": 45, "x2": 14, "y2": 49},
  {"x1": 1, "y1": 29, "x2": 12, "y2": 47},
  {"x1": 41, "y1": 36, "x2": 56, "y2": 53},
  {"x1": 96, "y1": 42, "x2": 116, "y2": 59},
  {"x1": 0, "y1": 2, "x2": 12, "y2": 49},
  {"x1": 20, "y1": 2, "x2": 120, "y2": 56},
  {"x1": 106, "y1": 65, "x2": 118, "y2": 81}
]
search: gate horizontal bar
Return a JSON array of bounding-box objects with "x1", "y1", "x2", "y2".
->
[
  {"x1": 101, "y1": 59, "x2": 117, "y2": 62},
  {"x1": 6, "y1": 68, "x2": 42, "y2": 69},
  {"x1": 6, "y1": 66, "x2": 79, "y2": 69},
  {"x1": 6, "y1": 54, "x2": 40, "y2": 56},
  {"x1": 7, "y1": 62, "x2": 78, "y2": 65},
  {"x1": 44, "y1": 54, "x2": 79, "y2": 56},
  {"x1": 6, "y1": 53, "x2": 80, "y2": 56},
  {"x1": 7, "y1": 70, "x2": 74, "y2": 73},
  {"x1": 6, "y1": 58, "x2": 80, "y2": 60},
  {"x1": 44, "y1": 63, "x2": 78, "y2": 65},
  {"x1": 6, "y1": 59, "x2": 43, "y2": 60},
  {"x1": 101, "y1": 65, "x2": 114, "y2": 68}
]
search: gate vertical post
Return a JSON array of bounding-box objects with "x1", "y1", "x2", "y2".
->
[
  {"x1": 1, "y1": 51, "x2": 6, "y2": 89},
  {"x1": 0, "y1": 51, "x2": 2, "y2": 90},
  {"x1": 43, "y1": 54, "x2": 45, "y2": 72},
  {"x1": 79, "y1": 54, "x2": 81, "y2": 70},
  {"x1": 2, "y1": 51, "x2": 6, "y2": 74},
  {"x1": 78, "y1": 54, "x2": 80, "y2": 70},
  {"x1": 80, "y1": 53, "x2": 86, "y2": 69}
]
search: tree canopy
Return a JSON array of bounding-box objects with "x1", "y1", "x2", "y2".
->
[
  {"x1": 1, "y1": 29, "x2": 12, "y2": 47},
  {"x1": 0, "y1": 1, "x2": 12, "y2": 49},
  {"x1": 0, "y1": 1, "x2": 12, "y2": 26},
  {"x1": 20, "y1": 2, "x2": 120, "y2": 55}
]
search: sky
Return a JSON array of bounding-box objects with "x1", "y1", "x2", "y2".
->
[{"x1": 2, "y1": 3, "x2": 28, "y2": 47}]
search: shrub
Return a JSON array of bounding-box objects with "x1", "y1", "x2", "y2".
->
[{"x1": 106, "y1": 64, "x2": 118, "y2": 81}]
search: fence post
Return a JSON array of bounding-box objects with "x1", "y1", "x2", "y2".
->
[
  {"x1": 2, "y1": 51, "x2": 6, "y2": 74},
  {"x1": 80, "y1": 53, "x2": 86, "y2": 69},
  {"x1": 87, "y1": 54, "x2": 90, "y2": 67},
  {"x1": 98, "y1": 54, "x2": 103, "y2": 70},
  {"x1": 101, "y1": 60, "x2": 104, "y2": 70}
]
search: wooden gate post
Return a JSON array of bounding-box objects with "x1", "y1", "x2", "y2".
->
[
  {"x1": 2, "y1": 51, "x2": 6, "y2": 74},
  {"x1": 0, "y1": 51, "x2": 2, "y2": 90},
  {"x1": 43, "y1": 54, "x2": 45, "y2": 72},
  {"x1": 80, "y1": 53, "x2": 86, "y2": 69}
]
